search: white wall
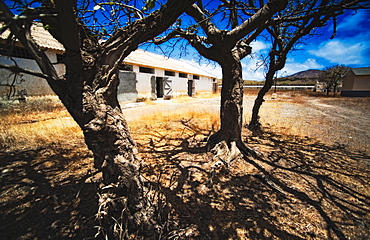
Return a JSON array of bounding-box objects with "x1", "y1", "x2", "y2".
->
[
  {"x1": 0, "y1": 49, "x2": 65, "y2": 98},
  {"x1": 122, "y1": 64, "x2": 214, "y2": 100},
  {"x1": 195, "y1": 76, "x2": 215, "y2": 92}
]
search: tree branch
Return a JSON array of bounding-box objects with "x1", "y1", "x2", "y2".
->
[
  {"x1": 185, "y1": 4, "x2": 223, "y2": 43},
  {"x1": 173, "y1": 28, "x2": 220, "y2": 61},
  {"x1": 153, "y1": 28, "x2": 180, "y2": 45},
  {"x1": 229, "y1": 0, "x2": 287, "y2": 41},
  {"x1": 0, "y1": 63, "x2": 49, "y2": 79},
  {"x1": 100, "y1": 0, "x2": 197, "y2": 74},
  {"x1": 54, "y1": 0, "x2": 83, "y2": 74},
  {"x1": 95, "y1": 2, "x2": 144, "y2": 19},
  {"x1": 0, "y1": 13, "x2": 58, "y2": 22}
]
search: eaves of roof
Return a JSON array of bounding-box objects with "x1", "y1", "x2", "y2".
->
[
  {"x1": 0, "y1": 22, "x2": 65, "y2": 52},
  {"x1": 1, "y1": 23, "x2": 216, "y2": 78},
  {"x1": 124, "y1": 49, "x2": 217, "y2": 78},
  {"x1": 351, "y1": 67, "x2": 370, "y2": 76}
]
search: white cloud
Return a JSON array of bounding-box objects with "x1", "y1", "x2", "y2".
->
[
  {"x1": 240, "y1": 54, "x2": 325, "y2": 81},
  {"x1": 308, "y1": 40, "x2": 366, "y2": 64},
  {"x1": 337, "y1": 10, "x2": 367, "y2": 32},
  {"x1": 182, "y1": 59, "x2": 222, "y2": 78},
  {"x1": 250, "y1": 40, "x2": 269, "y2": 53},
  {"x1": 281, "y1": 58, "x2": 324, "y2": 77},
  {"x1": 241, "y1": 57, "x2": 266, "y2": 81}
]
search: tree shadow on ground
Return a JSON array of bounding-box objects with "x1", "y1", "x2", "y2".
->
[
  {"x1": 1, "y1": 126, "x2": 369, "y2": 239},
  {"x1": 0, "y1": 145, "x2": 98, "y2": 239},
  {"x1": 140, "y1": 129, "x2": 370, "y2": 239}
]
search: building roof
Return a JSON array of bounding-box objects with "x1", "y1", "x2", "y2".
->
[
  {"x1": 351, "y1": 67, "x2": 370, "y2": 76},
  {"x1": 0, "y1": 22, "x2": 65, "y2": 51},
  {"x1": 1, "y1": 22, "x2": 216, "y2": 78},
  {"x1": 124, "y1": 49, "x2": 217, "y2": 78}
]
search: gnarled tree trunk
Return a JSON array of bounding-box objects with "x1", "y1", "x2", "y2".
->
[
  {"x1": 209, "y1": 55, "x2": 243, "y2": 145},
  {"x1": 54, "y1": 65, "x2": 154, "y2": 238},
  {"x1": 207, "y1": 51, "x2": 257, "y2": 157},
  {"x1": 0, "y1": 0, "x2": 197, "y2": 237}
]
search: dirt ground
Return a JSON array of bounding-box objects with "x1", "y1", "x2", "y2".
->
[{"x1": 0, "y1": 91, "x2": 369, "y2": 239}]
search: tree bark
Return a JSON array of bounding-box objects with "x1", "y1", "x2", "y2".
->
[
  {"x1": 51, "y1": 65, "x2": 153, "y2": 238},
  {"x1": 214, "y1": 55, "x2": 244, "y2": 144},
  {"x1": 207, "y1": 51, "x2": 259, "y2": 157},
  {"x1": 0, "y1": 0, "x2": 197, "y2": 237},
  {"x1": 183, "y1": 0, "x2": 287, "y2": 154}
]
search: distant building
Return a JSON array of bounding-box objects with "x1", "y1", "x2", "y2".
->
[
  {"x1": 0, "y1": 23, "x2": 217, "y2": 101},
  {"x1": 341, "y1": 67, "x2": 370, "y2": 97},
  {"x1": 118, "y1": 49, "x2": 217, "y2": 101}
]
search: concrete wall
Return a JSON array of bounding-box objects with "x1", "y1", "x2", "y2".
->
[
  {"x1": 0, "y1": 49, "x2": 65, "y2": 99},
  {"x1": 1, "y1": 53, "x2": 215, "y2": 101},
  {"x1": 117, "y1": 71, "x2": 138, "y2": 102},
  {"x1": 118, "y1": 64, "x2": 215, "y2": 101},
  {"x1": 195, "y1": 76, "x2": 215, "y2": 92}
]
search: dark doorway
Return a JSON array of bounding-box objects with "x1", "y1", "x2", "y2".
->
[
  {"x1": 213, "y1": 82, "x2": 218, "y2": 94},
  {"x1": 188, "y1": 80, "x2": 194, "y2": 96},
  {"x1": 156, "y1": 77, "x2": 164, "y2": 98}
]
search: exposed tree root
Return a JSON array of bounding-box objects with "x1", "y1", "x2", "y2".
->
[{"x1": 95, "y1": 180, "x2": 163, "y2": 240}]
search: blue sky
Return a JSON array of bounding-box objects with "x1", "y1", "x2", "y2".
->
[
  {"x1": 6, "y1": 0, "x2": 368, "y2": 81},
  {"x1": 145, "y1": 8, "x2": 370, "y2": 81}
]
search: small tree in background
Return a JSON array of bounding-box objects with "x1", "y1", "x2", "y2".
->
[
  {"x1": 248, "y1": 0, "x2": 369, "y2": 130},
  {"x1": 319, "y1": 65, "x2": 349, "y2": 96}
]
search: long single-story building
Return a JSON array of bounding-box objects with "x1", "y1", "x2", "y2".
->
[
  {"x1": 0, "y1": 23, "x2": 217, "y2": 101},
  {"x1": 341, "y1": 67, "x2": 370, "y2": 97},
  {"x1": 118, "y1": 49, "x2": 218, "y2": 101}
]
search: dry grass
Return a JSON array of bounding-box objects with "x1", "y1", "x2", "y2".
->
[
  {"x1": 0, "y1": 92, "x2": 369, "y2": 239},
  {"x1": 0, "y1": 96, "x2": 83, "y2": 151}
]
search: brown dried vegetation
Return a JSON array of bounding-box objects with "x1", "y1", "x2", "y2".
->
[{"x1": 0, "y1": 91, "x2": 369, "y2": 239}]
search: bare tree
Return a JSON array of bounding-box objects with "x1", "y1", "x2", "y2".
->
[
  {"x1": 248, "y1": 0, "x2": 370, "y2": 129},
  {"x1": 0, "y1": 0, "x2": 195, "y2": 238},
  {"x1": 155, "y1": 0, "x2": 287, "y2": 157},
  {"x1": 319, "y1": 64, "x2": 349, "y2": 96}
]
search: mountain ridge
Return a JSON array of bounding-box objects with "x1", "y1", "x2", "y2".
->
[{"x1": 282, "y1": 69, "x2": 323, "y2": 80}]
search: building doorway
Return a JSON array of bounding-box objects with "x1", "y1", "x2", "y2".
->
[
  {"x1": 188, "y1": 80, "x2": 194, "y2": 96},
  {"x1": 156, "y1": 77, "x2": 164, "y2": 98}
]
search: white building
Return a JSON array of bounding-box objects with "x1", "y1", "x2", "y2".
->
[
  {"x1": 0, "y1": 23, "x2": 217, "y2": 101},
  {"x1": 0, "y1": 23, "x2": 65, "y2": 98},
  {"x1": 119, "y1": 49, "x2": 217, "y2": 101}
]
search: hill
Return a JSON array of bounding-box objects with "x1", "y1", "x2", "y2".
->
[
  {"x1": 244, "y1": 69, "x2": 322, "y2": 86},
  {"x1": 285, "y1": 69, "x2": 323, "y2": 79},
  {"x1": 277, "y1": 69, "x2": 322, "y2": 85}
]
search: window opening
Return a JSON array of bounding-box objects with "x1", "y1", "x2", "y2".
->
[
  {"x1": 179, "y1": 72, "x2": 187, "y2": 78},
  {"x1": 120, "y1": 64, "x2": 133, "y2": 71},
  {"x1": 165, "y1": 70, "x2": 175, "y2": 76},
  {"x1": 139, "y1": 66, "x2": 155, "y2": 74}
]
